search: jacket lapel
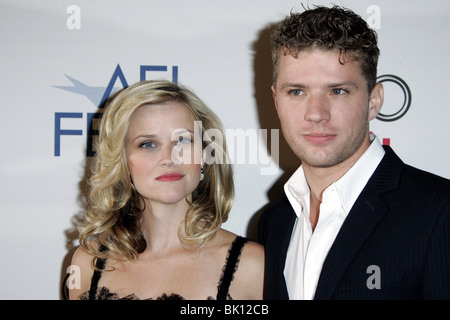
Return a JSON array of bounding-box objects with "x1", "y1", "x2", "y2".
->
[
  {"x1": 314, "y1": 146, "x2": 402, "y2": 299},
  {"x1": 272, "y1": 198, "x2": 296, "y2": 299},
  {"x1": 313, "y1": 186, "x2": 387, "y2": 299}
]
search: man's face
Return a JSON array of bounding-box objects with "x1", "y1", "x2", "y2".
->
[{"x1": 272, "y1": 49, "x2": 383, "y2": 169}]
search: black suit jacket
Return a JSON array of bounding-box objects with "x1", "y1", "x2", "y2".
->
[{"x1": 259, "y1": 146, "x2": 450, "y2": 299}]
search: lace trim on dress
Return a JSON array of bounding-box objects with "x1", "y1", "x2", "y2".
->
[
  {"x1": 79, "y1": 287, "x2": 184, "y2": 300},
  {"x1": 79, "y1": 236, "x2": 248, "y2": 300}
]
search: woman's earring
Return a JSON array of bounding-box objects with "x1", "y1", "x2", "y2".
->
[
  {"x1": 130, "y1": 175, "x2": 137, "y2": 190},
  {"x1": 200, "y1": 166, "x2": 204, "y2": 181}
]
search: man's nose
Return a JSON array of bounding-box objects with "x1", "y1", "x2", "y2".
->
[{"x1": 304, "y1": 94, "x2": 331, "y2": 123}]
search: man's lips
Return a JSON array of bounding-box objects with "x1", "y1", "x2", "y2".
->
[
  {"x1": 303, "y1": 133, "x2": 336, "y2": 144},
  {"x1": 155, "y1": 173, "x2": 185, "y2": 182}
]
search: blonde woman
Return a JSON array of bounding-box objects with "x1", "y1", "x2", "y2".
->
[{"x1": 69, "y1": 80, "x2": 264, "y2": 300}]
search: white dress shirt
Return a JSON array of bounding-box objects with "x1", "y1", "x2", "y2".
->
[{"x1": 283, "y1": 135, "x2": 385, "y2": 300}]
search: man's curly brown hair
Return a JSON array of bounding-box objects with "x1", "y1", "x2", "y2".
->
[{"x1": 272, "y1": 5, "x2": 380, "y2": 92}]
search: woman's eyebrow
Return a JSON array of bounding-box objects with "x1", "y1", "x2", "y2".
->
[{"x1": 132, "y1": 134, "x2": 157, "y2": 142}]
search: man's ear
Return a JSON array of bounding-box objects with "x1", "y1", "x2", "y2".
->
[
  {"x1": 271, "y1": 85, "x2": 279, "y2": 112},
  {"x1": 368, "y1": 82, "x2": 384, "y2": 121}
]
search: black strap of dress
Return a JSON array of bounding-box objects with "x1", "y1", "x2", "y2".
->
[
  {"x1": 89, "y1": 245, "x2": 107, "y2": 300},
  {"x1": 216, "y1": 236, "x2": 248, "y2": 299},
  {"x1": 87, "y1": 236, "x2": 248, "y2": 300}
]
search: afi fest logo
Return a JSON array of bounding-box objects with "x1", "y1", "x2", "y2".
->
[{"x1": 54, "y1": 64, "x2": 179, "y2": 157}]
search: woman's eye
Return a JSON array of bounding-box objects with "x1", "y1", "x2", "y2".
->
[
  {"x1": 140, "y1": 141, "x2": 156, "y2": 149},
  {"x1": 176, "y1": 136, "x2": 192, "y2": 144}
]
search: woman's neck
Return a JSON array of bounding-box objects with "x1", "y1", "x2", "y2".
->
[{"x1": 139, "y1": 200, "x2": 190, "y2": 253}]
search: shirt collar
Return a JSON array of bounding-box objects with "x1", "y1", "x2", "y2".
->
[
  {"x1": 331, "y1": 135, "x2": 385, "y2": 214},
  {"x1": 284, "y1": 165, "x2": 310, "y2": 218},
  {"x1": 284, "y1": 135, "x2": 385, "y2": 218}
]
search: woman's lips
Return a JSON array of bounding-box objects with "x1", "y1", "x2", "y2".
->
[{"x1": 155, "y1": 173, "x2": 185, "y2": 182}]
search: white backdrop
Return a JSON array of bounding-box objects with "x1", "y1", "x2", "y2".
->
[{"x1": 1, "y1": 0, "x2": 449, "y2": 299}]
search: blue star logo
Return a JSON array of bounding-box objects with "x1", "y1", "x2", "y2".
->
[
  {"x1": 53, "y1": 74, "x2": 108, "y2": 107},
  {"x1": 54, "y1": 64, "x2": 128, "y2": 107},
  {"x1": 54, "y1": 73, "x2": 126, "y2": 108}
]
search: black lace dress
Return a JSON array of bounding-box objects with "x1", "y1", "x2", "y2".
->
[{"x1": 80, "y1": 236, "x2": 248, "y2": 300}]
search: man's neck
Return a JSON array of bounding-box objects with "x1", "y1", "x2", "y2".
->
[
  {"x1": 303, "y1": 138, "x2": 371, "y2": 230},
  {"x1": 305, "y1": 165, "x2": 344, "y2": 232}
]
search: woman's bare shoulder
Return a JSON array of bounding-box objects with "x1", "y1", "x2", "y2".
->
[
  {"x1": 240, "y1": 239, "x2": 264, "y2": 275},
  {"x1": 71, "y1": 245, "x2": 94, "y2": 266},
  {"x1": 214, "y1": 228, "x2": 264, "y2": 259},
  {"x1": 216, "y1": 229, "x2": 265, "y2": 299},
  {"x1": 68, "y1": 243, "x2": 97, "y2": 299}
]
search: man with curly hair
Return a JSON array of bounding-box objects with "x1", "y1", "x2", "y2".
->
[{"x1": 259, "y1": 6, "x2": 450, "y2": 300}]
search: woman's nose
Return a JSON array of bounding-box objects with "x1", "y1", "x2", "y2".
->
[{"x1": 159, "y1": 145, "x2": 175, "y2": 167}]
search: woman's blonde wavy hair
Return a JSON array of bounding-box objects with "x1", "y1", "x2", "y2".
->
[{"x1": 78, "y1": 80, "x2": 234, "y2": 261}]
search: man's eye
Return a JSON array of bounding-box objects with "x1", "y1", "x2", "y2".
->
[
  {"x1": 140, "y1": 141, "x2": 156, "y2": 149},
  {"x1": 332, "y1": 88, "x2": 348, "y2": 95},
  {"x1": 289, "y1": 89, "x2": 303, "y2": 96}
]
